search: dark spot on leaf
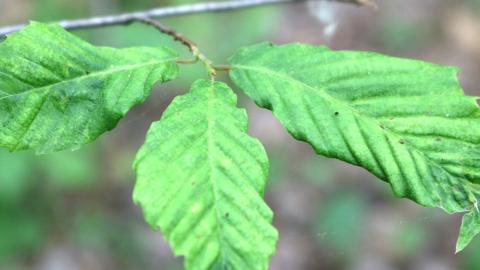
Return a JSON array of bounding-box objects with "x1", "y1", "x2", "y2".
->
[
  {"x1": 85, "y1": 71, "x2": 90, "y2": 75},
  {"x1": 379, "y1": 124, "x2": 385, "y2": 129},
  {"x1": 436, "y1": 138, "x2": 442, "y2": 142},
  {"x1": 263, "y1": 102, "x2": 273, "y2": 111},
  {"x1": 225, "y1": 213, "x2": 230, "y2": 218},
  {"x1": 191, "y1": 181, "x2": 196, "y2": 186},
  {"x1": 389, "y1": 117, "x2": 395, "y2": 120},
  {"x1": 399, "y1": 139, "x2": 405, "y2": 144},
  {"x1": 0, "y1": 35, "x2": 6, "y2": 43},
  {"x1": 268, "y1": 42, "x2": 274, "y2": 47},
  {"x1": 334, "y1": 112, "x2": 339, "y2": 116}
]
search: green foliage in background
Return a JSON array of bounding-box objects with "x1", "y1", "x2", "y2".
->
[
  {"x1": 466, "y1": 0, "x2": 480, "y2": 11},
  {"x1": 313, "y1": 191, "x2": 367, "y2": 259},
  {"x1": 1, "y1": 20, "x2": 480, "y2": 269}
]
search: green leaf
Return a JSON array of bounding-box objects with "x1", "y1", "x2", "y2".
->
[
  {"x1": 229, "y1": 42, "x2": 480, "y2": 252},
  {"x1": 133, "y1": 79, "x2": 278, "y2": 269},
  {"x1": 0, "y1": 22, "x2": 178, "y2": 154}
]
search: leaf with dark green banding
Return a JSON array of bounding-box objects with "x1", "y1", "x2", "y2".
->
[
  {"x1": 0, "y1": 22, "x2": 178, "y2": 154},
  {"x1": 133, "y1": 79, "x2": 278, "y2": 269},
  {"x1": 229, "y1": 42, "x2": 480, "y2": 252}
]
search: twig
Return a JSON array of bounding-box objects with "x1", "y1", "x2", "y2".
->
[
  {"x1": 134, "y1": 17, "x2": 197, "y2": 52},
  {"x1": 136, "y1": 18, "x2": 216, "y2": 78},
  {"x1": 0, "y1": 0, "x2": 374, "y2": 36}
]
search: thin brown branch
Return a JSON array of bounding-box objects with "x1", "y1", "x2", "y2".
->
[
  {"x1": 136, "y1": 17, "x2": 217, "y2": 77},
  {"x1": 134, "y1": 17, "x2": 197, "y2": 52},
  {"x1": 0, "y1": 0, "x2": 374, "y2": 36}
]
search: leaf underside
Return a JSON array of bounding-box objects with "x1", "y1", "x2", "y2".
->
[
  {"x1": 0, "y1": 22, "x2": 178, "y2": 154},
  {"x1": 133, "y1": 79, "x2": 278, "y2": 269},
  {"x1": 229, "y1": 42, "x2": 480, "y2": 252}
]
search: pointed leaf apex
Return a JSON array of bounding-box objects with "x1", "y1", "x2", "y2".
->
[{"x1": 456, "y1": 210, "x2": 480, "y2": 253}]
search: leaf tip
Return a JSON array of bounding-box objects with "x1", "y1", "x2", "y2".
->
[
  {"x1": 455, "y1": 243, "x2": 466, "y2": 254},
  {"x1": 456, "y1": 210, "x2": 480, "y2": 253}
]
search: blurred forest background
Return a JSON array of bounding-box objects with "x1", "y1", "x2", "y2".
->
[{"x1": 1, "y1": 0, "x2": 480, "y2": 269}]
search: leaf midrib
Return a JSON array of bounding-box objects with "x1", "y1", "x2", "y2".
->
[
  {"x1": 232, "y1": 64, "x2": 476, "y2": 210},
  {"x1": 0, "y1": 57, "x2": 177, "y2": 101},
  {"x1": 205, "y1": 82, "x2": 229, "y2": 267}
]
